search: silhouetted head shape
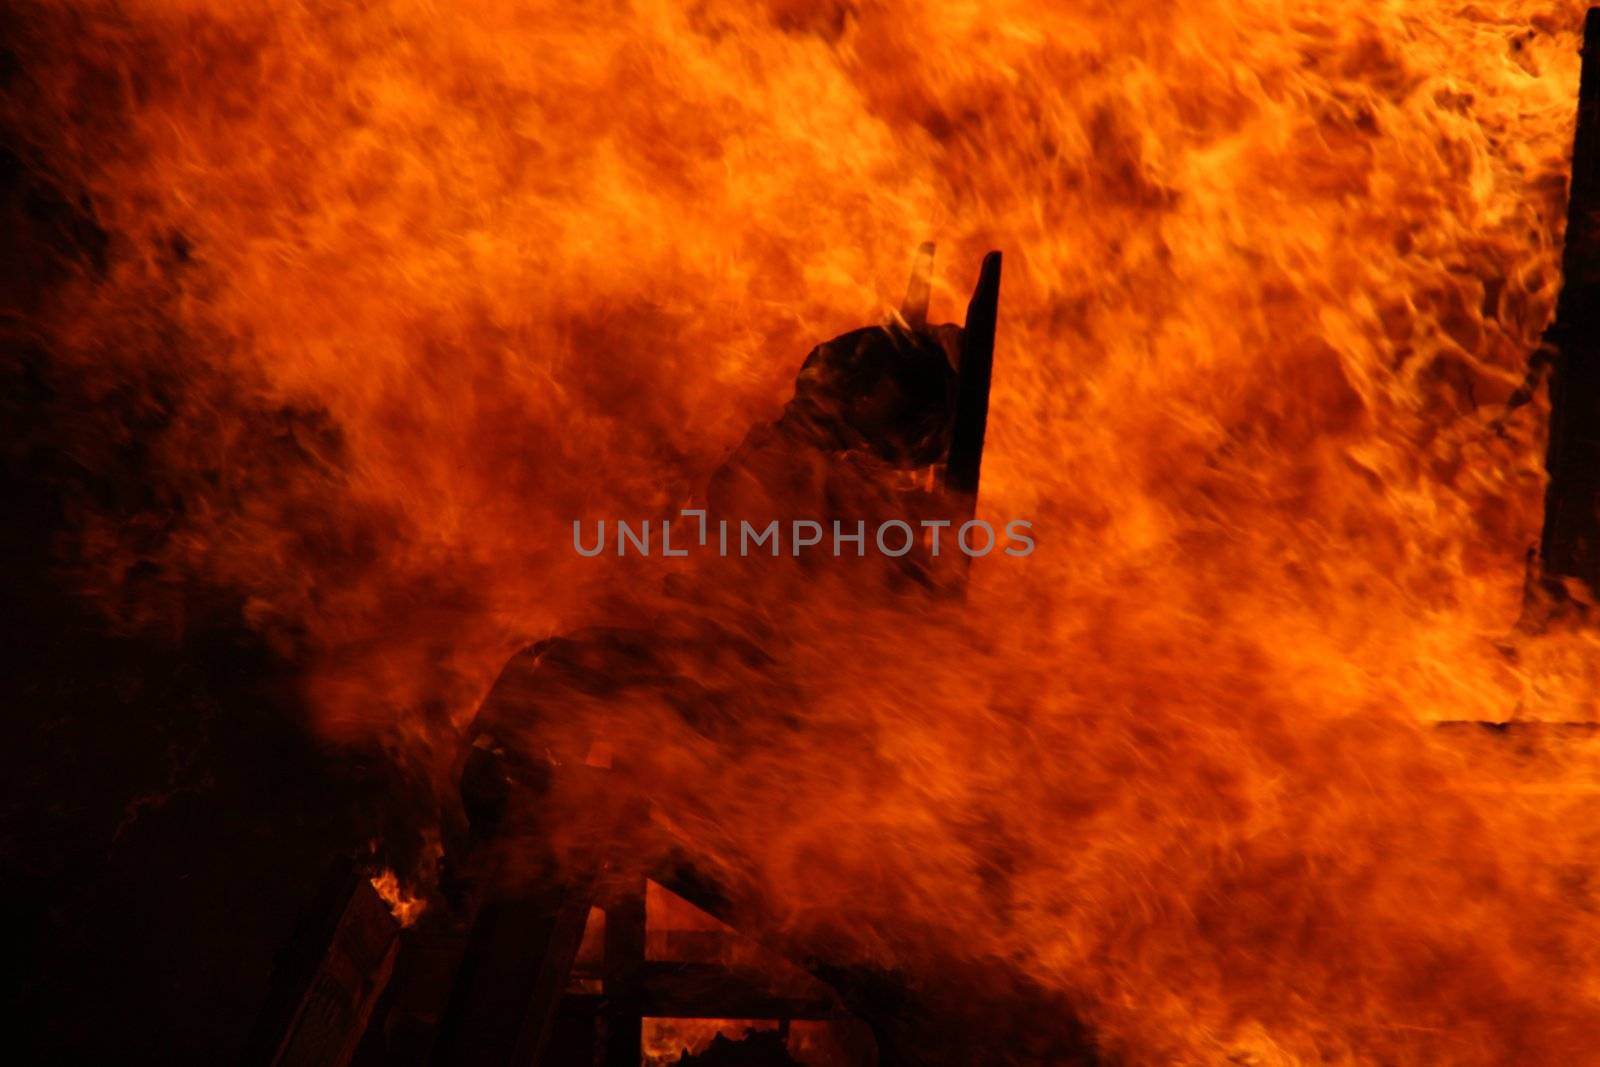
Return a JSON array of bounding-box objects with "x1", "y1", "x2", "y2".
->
[{"x1": 782, "y1": 322, "x2": 960, "y2": 468}]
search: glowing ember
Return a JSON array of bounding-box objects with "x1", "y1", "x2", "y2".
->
[
  {"x1": 643, "y1": 1019, "x2": 783, "y2": 1066},
  {"x1": 369, "y1": 868, "x2": 425, "y2": 928}
]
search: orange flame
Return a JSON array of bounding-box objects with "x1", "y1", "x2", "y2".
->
[{"x1": 369, "y1": 867, "x2": 426, "y2": 928}]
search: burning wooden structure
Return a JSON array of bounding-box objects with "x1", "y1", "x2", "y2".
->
[
  {"x1": 0, "y1": 3, "x2": 1535, "y2": 1062},
  {"x1": 246, "y1": 249, "x2": 1115, "y2": 1067},
  {"x1": 243, "y1": 10, "x2": 1600, "y2": 1059}
]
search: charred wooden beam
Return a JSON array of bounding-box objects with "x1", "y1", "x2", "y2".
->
[{"x1": 1539, "y1": 7, "x2": 1600, "y2": 600}]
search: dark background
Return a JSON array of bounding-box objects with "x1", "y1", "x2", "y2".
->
[{"x1": 1, "y1": 140, "x2": 381, "y2": 1062}]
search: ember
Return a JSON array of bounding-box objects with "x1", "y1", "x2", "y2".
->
[{"x1": 9, "y1": 1, "x2": 1600, "y2": 1065}]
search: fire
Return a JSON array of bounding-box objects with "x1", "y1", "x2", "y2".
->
[
  {"x1": 10, "y1": 0, "x2": 1600, "y2": 1062},
  {"x1": 369, "y1": 867, "x2": 426, "y2": 928},
  {"x1": 643, "y1": 1019, "x2": 782, "y2": 1066}
]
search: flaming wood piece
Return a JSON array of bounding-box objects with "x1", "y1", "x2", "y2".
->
[{"x1": 1540, "y1": 7, "x2": 1600, "y2": 599}]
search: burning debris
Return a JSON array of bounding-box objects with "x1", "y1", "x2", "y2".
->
[{"x1": 667, "y1": 1029, "x2": 802, "y2": 1067}]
